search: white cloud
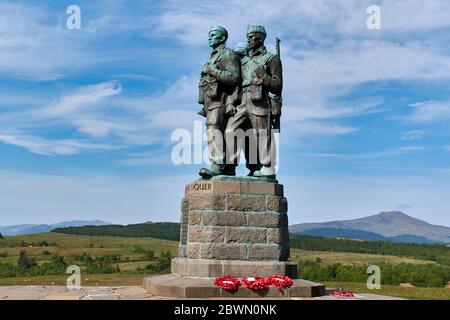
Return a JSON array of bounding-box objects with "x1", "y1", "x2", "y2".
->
[
  {"x1": 406, "y1": 100, "x2": 450, "y2": 123},
  {"x1": 39, "y1": 81, "x2": 122, "y2": 117},
  {"x1": 400, "y1": 130, "x2": 427, "y2": 141},
  {"x1": 153, "y1": 0, "x2": 450, "y2": 43},
  {"x1": 0, "y1": 133, "x2": 116, "y2": 156},
  {"x1": 0, "y1": 3, "x2": 97, "y2": 79},
  {"x1": 287, "y1": 122, "x2": 359, "y2": 136},
  {"x1": 303, "y1": 146, "x2": 426, "y2": 159}
]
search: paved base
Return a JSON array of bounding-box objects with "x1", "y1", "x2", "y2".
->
[
  {"x1": 172, "y1": 258, "x2": 297, "y2": 278},
  {"x1": 0, "y1": 285, "x2": 405, "y2": 300},
  {"x1": 144, "y1": 274, "x2": 326, "y2": 298}
]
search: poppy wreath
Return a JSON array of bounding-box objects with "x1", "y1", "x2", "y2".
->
[
  {"x1": 266, "y1": 274, "x2": 294, "y2": 292},
  {"x1": 331, "y1": 291, "x2": 354, "y2": 298},
  {"x1": 214, "y1": 276, "x2": 241, "y2": 292},
  {"x1": 240, "y1": 276, "x2": 269, "y2": 290}
]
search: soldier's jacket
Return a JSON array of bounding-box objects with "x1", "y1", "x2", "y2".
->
[
  {"x1": 198, "y1": 44, "x2": 240, "y2": 111},
  {"x1": 240, "y1": 46, "x2": 282, "y2": 116}
]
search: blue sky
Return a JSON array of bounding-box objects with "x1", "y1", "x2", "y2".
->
[{"x1": 1, "y1": 0, "x2": 450, "y2": 227}]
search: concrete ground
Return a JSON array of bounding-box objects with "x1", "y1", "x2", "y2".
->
[{"x1": 0, "y1": 286, "x2": 404, "y2": 300}]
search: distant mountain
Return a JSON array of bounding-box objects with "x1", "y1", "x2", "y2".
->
[
  {"x1": 290, "y1": 211, "x2": 450, "y2": 244},
  {"x1": 298, "y1": 228, "x2": 438, "y2": 244},
  {"x1": 0, "y1": 220, "x2": 110, "y2": 236}
]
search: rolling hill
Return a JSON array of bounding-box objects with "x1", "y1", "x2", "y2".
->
[
  {"x1": 51, "y1": 222, "x2": 180, "y2": 241},
  {"x1": 0, "y1": 220, "x2": 110, "y2": 236},
  {"x1": 290, "y1": 211, "x2": 450, "y2": 244}
]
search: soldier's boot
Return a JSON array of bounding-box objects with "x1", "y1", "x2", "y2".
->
[
  {"x1": 222, "y1": 164, "x2": 236, "y2": 176},
  {"x1": 253, "y1": 166, "x2": 276, "y2": 179},
  {"x1": 246, "y1": 163, "x2": 262, "y2": 177},
  {"x1": 199, "y1": 164, "x2": 225, "y2": 179}
]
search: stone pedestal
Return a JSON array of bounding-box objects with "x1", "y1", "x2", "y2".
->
[
  {"x1": 176, "y1": 176, "x2": 296, "y2": 278},
  {"x1": 144, "y1": 176, "x2": 325, "y2": 298}
]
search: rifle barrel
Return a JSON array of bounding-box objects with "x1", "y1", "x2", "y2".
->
[{"x1": 275, "y1": 38, "x2": 281, "y2": 57}]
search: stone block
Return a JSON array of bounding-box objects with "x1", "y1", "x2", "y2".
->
[
  {"x1": 201, "y1": 210, "x2": 246, "y2": 226},
  {"x1": 225, "y1": 227, "x2": 266, "y2": 243},
  {"x1": 267, "y1": 227, "x2": 289, "y2": 244},
  {"x1": 188, "y1": 225, "x2": 225, "y2": 243},
  {"x1": 266, "y1": 196, "x2": 288, "y2": 212},
  {"x1": 212, "y1": 181, "x2": 241, "y2": 193},
  {"x1": 248, "y1": 244, "x2": 281, "y2": 260},
  {"x1": 171, "y1": 258, "x2": 298, "y2": 279},
  {"x1": 186, "y1": 243, "x2": 200, "y2": 259},
  {"x1": 240, "y1": 182, "x2": 281, "y2": 195},
  {"x1": 200, "y1": 243, "x2": 247, "y2": 260},
  {"x1": 247, "y1": 212, "x2": 281, "y2": 228},
  {"x1": 227, "y1": 194, "x2": 266, "y2": 211},
  {"x1": 185, "y1": 181, "x2": 214, "y2": 194},
  {"x1": 188, "y1": 194, "x2": 226, "y2": 210},
  {"x1": 188, "y1": 210, "x2": 202, "y2": 225}
]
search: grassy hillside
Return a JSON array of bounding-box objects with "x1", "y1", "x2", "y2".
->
[
  {"x1": 50, "y1": 222, "x2": 450, "y2": 266},
  {"x1": 0, "y1": 232, "x2": 449, "y2": 299},
  {"x1": 52, "y1": 222, "x2": 180, "y2": 241},
  {"x1": 290, "y1": 234, "x2": 450, "y2": 266},
  {"x1": 291, "y1": 249, "x2": 437, "y2": 266}
]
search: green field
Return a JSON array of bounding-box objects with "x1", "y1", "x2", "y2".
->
[
  {"x1": 291, "y1": 249, "x2": 437, "y2": 266},
  {"x1": 1, "y1": 232, "x2": 449, "y2": 300}
]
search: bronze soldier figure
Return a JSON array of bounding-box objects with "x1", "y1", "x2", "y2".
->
[
  {"x1": 225, "y1": 25, "x2": 283, "y2": 179},
  {"x1": 198, "y1": 26, "x2": 240, "y2": 178}
]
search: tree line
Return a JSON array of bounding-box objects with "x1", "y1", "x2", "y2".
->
[
  {"x1": 52, "y1": 222, "x2": 180, "y2": 241},
  {"x1": 290, "y1": 234, "x2": 450, "y2": 266},
  {"x1": 298, "y1": 260, "x2": 450, "y2": 288}
]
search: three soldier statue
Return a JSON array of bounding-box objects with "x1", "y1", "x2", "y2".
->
[{"x1": 198, "y1": 25, "x2": 282, "y2": 180}]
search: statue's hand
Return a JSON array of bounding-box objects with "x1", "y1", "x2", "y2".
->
[
  {"x1": 203, "y1": 64, "x2": 218, "y2": 77},
  {"x1": 201, "y1": 64, "x2": 209, "y2": 76},
  {"x1": 254, "y1": 64, "x2": 266, "y2": 78}
]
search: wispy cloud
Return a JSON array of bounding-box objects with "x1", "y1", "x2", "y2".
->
[
  {"x1": 303, "y1": 146, "x2": 427, "y2": 159},
  {"x1": 406, "y1": 100, "x2": 450, "y2": 123},
  {"x1": 400, "y1": 130, "x2": 427, "y2": 141},
  {"x1": 39, "y1": 82, "x2": 122, "y2": 117},
  {"x1": 0, "y1": 133, "x2": 116, "y2": 156}
]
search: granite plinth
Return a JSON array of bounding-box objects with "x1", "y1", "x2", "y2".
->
[
  {"x1": 171, "y1": 257, "x2": 297, "y2": 278},
  {"x1": 144, "y1": 177, "x2": 326, "y2": 298},
  {"x1": 144, "y1": 274, "x2": 325, "y2": 298}
]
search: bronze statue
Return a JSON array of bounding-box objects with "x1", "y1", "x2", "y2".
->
[
  {"x1": 197, "y1": 25, "x2": 283, "y2": 180},
  {"x1": 225, "y1": 25, "x2": 283, "y2": 179},
  {"x1": 197, "y1": 26, "x2": 240, "y2": 178}
]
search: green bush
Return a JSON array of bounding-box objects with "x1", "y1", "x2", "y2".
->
[{"x1": 297, "y1": 261, "x2": 450, "y2": 287}]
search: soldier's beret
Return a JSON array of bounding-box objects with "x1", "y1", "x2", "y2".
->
[
  {"x1": 209, "y1": 25, "x2": 228, "y2": 38},
  {"x1": 247, "y1": 25, "x2": 266, "y2": 36}
]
